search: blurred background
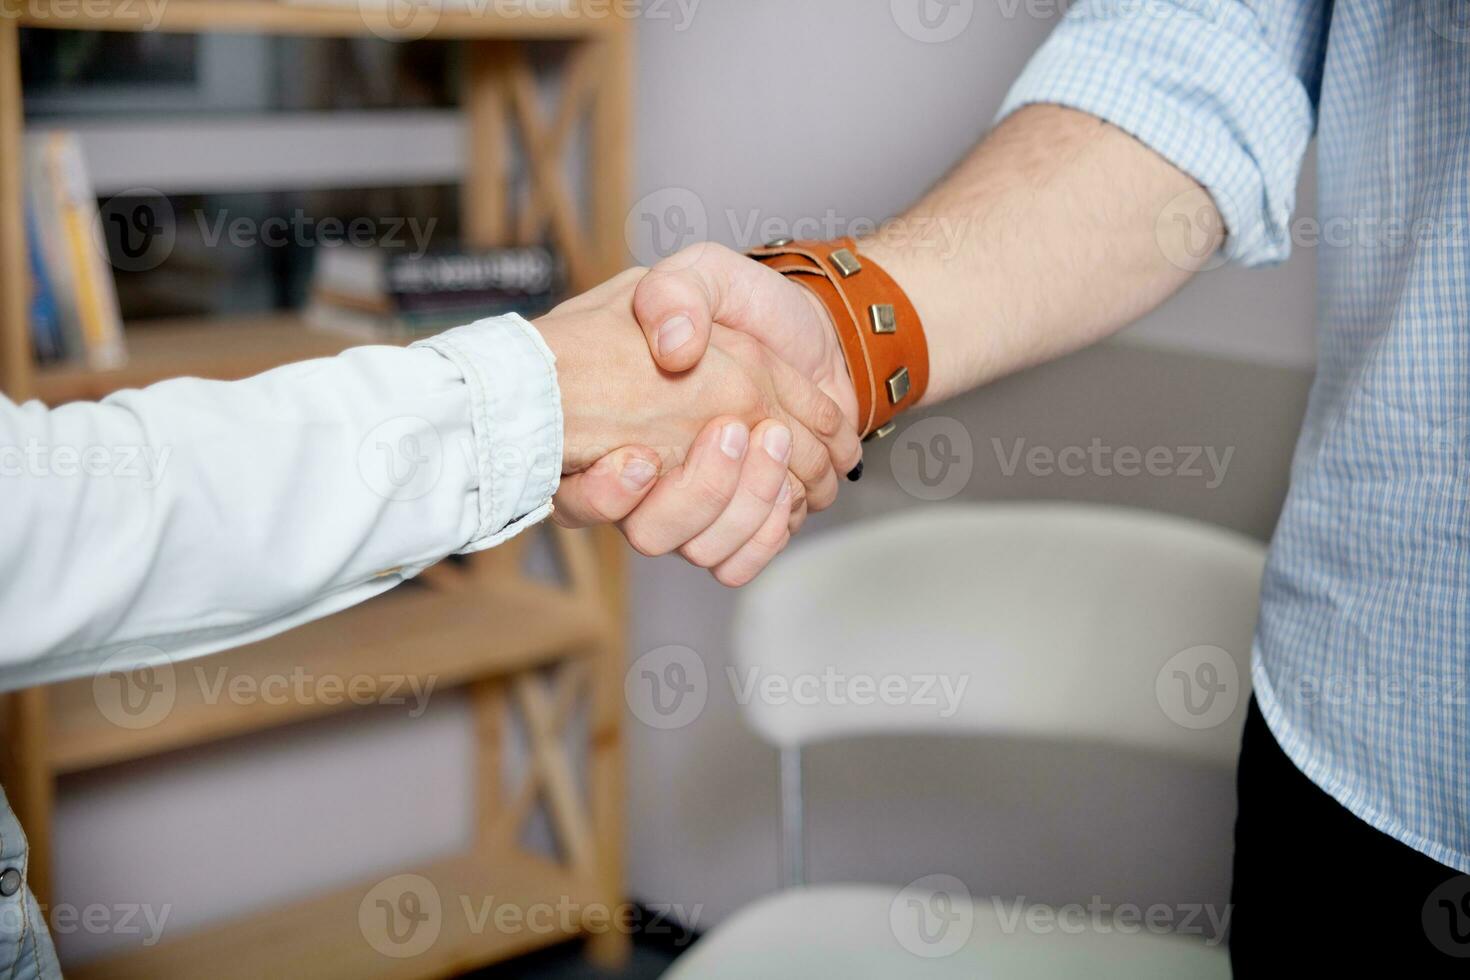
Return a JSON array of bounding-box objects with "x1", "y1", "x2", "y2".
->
[{"x1": 10, "y1": 1, "x2": 1315, "y2": 976}]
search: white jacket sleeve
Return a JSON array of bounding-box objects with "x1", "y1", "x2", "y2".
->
[{"x1": 0, "y1": 313, "x2": 562, "y2": 690}]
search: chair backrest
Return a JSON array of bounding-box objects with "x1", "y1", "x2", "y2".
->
[{"x1": 733, "y1": 503, "x2": 1266, "y2": 768}]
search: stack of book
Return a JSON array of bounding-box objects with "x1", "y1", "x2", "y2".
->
[
  {"x1": 24, "y1": 132, "x2": 128, "y2": 369},
  {"x1": 306, "y1": 244, "x2": 564, "y2": 341}
]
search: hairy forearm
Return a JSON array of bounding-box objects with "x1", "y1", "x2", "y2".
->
[{"x1": 861, "y1": 104, "x2": 1222, "y2": 406}]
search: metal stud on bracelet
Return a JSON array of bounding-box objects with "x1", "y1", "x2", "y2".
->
[{"x1": 869, "y1": 303, "x2": 897, "y2": 334}]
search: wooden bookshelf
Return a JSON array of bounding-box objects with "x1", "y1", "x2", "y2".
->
[
  {"x1": 32, "y1": 313, "x2": 358, "y2": 403},
  {"x1": 0, "y1": 7, "x2": 633, "y2": 978}
]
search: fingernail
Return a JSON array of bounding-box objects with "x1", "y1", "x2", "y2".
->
[
  {"x1": 621, "y1": 458, "x2": 657, "y2": 491},
  {"x1": 763, "y1": 425, "x2": 792, "y2": 463},
  {"x1": 847, "y1": 460, "x2": 864, "y2": 482},
  {"x1": 657, "y1": 315, "x2": 695, "y2": 357},
  {"x1": 778, "y1": 481, "x2": 792, "y2": 504},
  {"x1": 720, "y1": 422, "x2": 749, "y2": 460}
]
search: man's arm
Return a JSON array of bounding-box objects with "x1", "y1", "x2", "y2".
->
[
  {"x1": 579, "y1": 0, "x2": 1327, "y2": 560},
  {"x1": 862, "y1": 104, "x2": 1220, "y2": 405},
  {"x1": 628, "y1": 104, "x2": 1224, "y2": 422}
]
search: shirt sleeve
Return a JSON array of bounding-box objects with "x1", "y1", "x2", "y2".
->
[
  {"x1": 0, "y1": 313, "x2": 562, "y2": 689},
  {"x1": 997, "y1": 1, "x2": 1331, "y2": 267}
]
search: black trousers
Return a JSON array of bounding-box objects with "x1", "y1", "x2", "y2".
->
[{"x1": 1230, "y1": 697, "x2": 1470, "y2": 972}]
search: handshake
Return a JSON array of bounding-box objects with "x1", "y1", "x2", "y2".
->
[{"x1": 533, "y1": 243, "x2": 863, "y2": 587}]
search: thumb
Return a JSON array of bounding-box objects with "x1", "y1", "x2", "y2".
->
[
  {"x1": 552, "y1": 447, "x2": 662, "y2": 529},
  {"x1": 632, "y1": 241, "x2": 781, "y2": 373}
]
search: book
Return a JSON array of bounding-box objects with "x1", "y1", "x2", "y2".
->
[
  {"x1": 24, "y1": 201, "x2": 65, "y2": 364},
  {"x1": 25, "y1": 132, "x2": 127, "y2": 370},
  {"x1": 307, "y1": 244, "x2": 563, "y2": 340}
]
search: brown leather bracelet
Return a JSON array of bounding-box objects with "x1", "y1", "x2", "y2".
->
[{"x1": 747, "y1": 237, "x2": 929, "y2": 441}]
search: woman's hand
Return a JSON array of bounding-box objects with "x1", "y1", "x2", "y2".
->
[{"x1": 540, "y1": 268, "x2": 861, "y2": 586}]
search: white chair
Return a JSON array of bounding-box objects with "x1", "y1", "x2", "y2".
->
[{"x1": 665, "y1": 503, "x2": 1266, "y2": 980}]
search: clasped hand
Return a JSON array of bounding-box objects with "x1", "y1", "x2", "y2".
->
[{"x1": 535, "y1": 255, "x2": 858, "y2": 586}]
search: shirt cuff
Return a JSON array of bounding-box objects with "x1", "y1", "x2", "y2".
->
[
  {"x1": 413, "y1": 313, "x2": 563, "y2": 553},
  {"x1": 996, "y1": 3, "x2": 1314, "y2": 268}
]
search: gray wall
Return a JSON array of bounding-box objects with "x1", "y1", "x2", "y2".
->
[{"x1": 53, "y1": 0, "x2": 1319, "y2": 963}]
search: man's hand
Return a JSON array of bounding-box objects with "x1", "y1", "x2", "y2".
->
[
  {"x1": 539, "y1": 268, "x2": 861, "y2": 586},
  {"x1": 630, "y1": 242, "x2": 860, "y2": 430}
]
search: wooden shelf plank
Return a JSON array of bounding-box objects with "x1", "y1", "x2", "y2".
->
[
  {"x1": 48, "y1": 578, "x2": 607, "y2": 774},
  {"x1": 19, "y1": 0, "x2": 620, "y2": 39},
  {"x1": 31, "y1": 313, "x2": 375, "y2": 404},
  {"x1": 66, "y1": 847, "x2": 598, "y2": 979}
]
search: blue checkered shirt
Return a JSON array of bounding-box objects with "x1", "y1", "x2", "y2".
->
[{"x1": 1001, "y1": 0, "x2": 1470, "y2": 872}]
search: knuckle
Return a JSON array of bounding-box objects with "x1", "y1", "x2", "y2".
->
[
  {"x1": 622, "y1": 521, "x2": 664, "y2": 558},
  {"x1": 813, "y1": 398, "x2": 845, "y2": 439},
  {"x1": 807, "y1": 476, "x2": 838, "y2": 511},
  {"x1": 713, "y1": 563, "x2": 752, "y2": 589},
  {"x1": 679, "y1": 539, "x2": 721, "y2": 569}
]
